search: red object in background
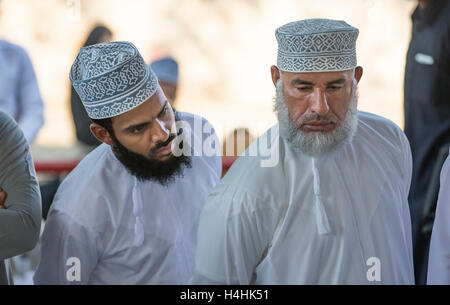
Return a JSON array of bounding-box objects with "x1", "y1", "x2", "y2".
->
[
  {"x1": 221, "y1": 156, "x2": 237, "y2": 171},
  {"x1": 34, "y1": 156, "x2": 238, "y2": 174},
  {"x1": 34, "y1": 160, "x2": 81, "y2": 174}
]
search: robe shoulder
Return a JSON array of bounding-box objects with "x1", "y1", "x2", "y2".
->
[
  {"x1": 47, "y1": 144, "x2": 126, "y2": 223},
  {"x1": 0, "y1": 111, "x2": 21, "y2": 140},
  {"x1": 206, "y1": 123, "x2": 286, "y2": 220},
  {"x1": 356, "y1": 111, "x2": 407, "y2": 146},
  {"x1": 356, "y1": 111, "x2": 412, "y2": 181}
]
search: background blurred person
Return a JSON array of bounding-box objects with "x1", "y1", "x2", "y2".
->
[
  {"x1": 70, "y1": 24, "x2": 113, "y2": 150},
  {"x1": 0, "y1": 1, "x2": 44, "y2": 143},
  {"x1": 403, "y1": 0, "x2": 450, "y2": 284},
  {"x1": 150, "y1": 56, "x2": 179, "y2": 107},
  {"x1": 0, "y1": 111, "x2": 41, "y2": 285}
]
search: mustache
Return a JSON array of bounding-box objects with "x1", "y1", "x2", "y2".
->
[
  {"x1": 151, "y1": 133, "x2": 177, "y2": 154},
  {"x1": 149, "y1": 128, "x2": 183, "y2": 155},
  {"x1": 298, "y1": 113, "x2": 338, "y2": 125}
]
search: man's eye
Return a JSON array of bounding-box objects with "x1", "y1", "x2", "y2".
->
[
  {"x1": 328, "y1": 86, "x2": 342, "y2": 91},
  {"x1": 130, "y1": 126, "x2": 145, "y2": 134},
  {"x1": 297, "y1": 87, "x2": 312, "y2": 92},
  {"x1": 160, "y1": 105, "x2": 169, "y2": 117}
]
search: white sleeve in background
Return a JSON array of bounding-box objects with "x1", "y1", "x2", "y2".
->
[
  {"x1": 427, "y1": 151, "x2": 450, "y2": 284},
  {"x1": 16, "y1": 48, "x2": 44, "y2": 143},
  {"x1": 33, "y1": 210, "x2": 100, "y2": 285}
]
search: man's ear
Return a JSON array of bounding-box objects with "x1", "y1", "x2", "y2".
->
[
  {"x1": 270, "y1": 65, "x2": 281, "y2": 87},
  {"x1": 354, "y1": 66, "x2": 363, "y2": 84},
  {"x1": 90, "y1": 123, "x2": 113, "y2": 145}
]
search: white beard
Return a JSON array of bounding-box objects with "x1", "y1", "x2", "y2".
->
[{"x1": 273, "y1": 79, "x2": 359, "y2": 157}]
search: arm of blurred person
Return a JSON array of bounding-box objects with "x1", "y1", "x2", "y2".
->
[
  {"x1": 0, "y1": 111, "x2": 42, "y2": 260},
  {"x1": 16, "y1": 47, "x2": 44, "y2": 143}
]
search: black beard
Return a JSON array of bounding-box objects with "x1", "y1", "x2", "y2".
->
[{"x1": 110, "y1": 116, "x2": 191, "y2": 186}]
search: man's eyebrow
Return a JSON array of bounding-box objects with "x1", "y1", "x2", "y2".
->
[
  {"x1": 291, "y1": 79, "x2": 314, "y2": 86},
  {"x1": 290, "y1": 78, "x2": 347, "y2": 86},
  {"x1": 325, "y1": 78, "x2": 346, "y2": 86},
  {"x1": 122, "y1": 121, "x2": 150, "y2": 133},
  {"x1": 122, "y1": 100, "x2": 169, "y2": 133}
]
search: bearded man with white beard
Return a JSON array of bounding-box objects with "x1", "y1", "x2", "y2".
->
[{"x1": 191, "y1": 19, "x2": 415, "y2": 284}]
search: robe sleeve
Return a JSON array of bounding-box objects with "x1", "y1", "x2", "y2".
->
[
  {"x1": 427, "y1": 152, "x2": 450, "y2": 284},
  {"x1": 191, "y1": 186, "x2": 278, "y2": 284},
  {"x1": 0, "y1": 111, "x2": 41, "y2": 260},
  {"x1": 33, "y1": 209, "x2": 101, "y2": 285}
]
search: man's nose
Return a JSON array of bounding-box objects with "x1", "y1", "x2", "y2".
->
[
  {"x1": 310, "y1": 88, "x2": 330, "y2": 116},
  {"x1": 151, "y1": 119, "x2": 170, "y2": 144}
]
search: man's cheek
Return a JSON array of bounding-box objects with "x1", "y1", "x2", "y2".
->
[{"x1": 290, "y1": 110, "x2": 305, "y2": 126}]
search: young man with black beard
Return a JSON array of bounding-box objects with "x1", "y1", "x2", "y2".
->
[
  {"x1": 34, "y1": 42, "x2": 222, "y2": 284},
  {"x1": 94, "y1": 111, "x2": 191, "y2": 185}
]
